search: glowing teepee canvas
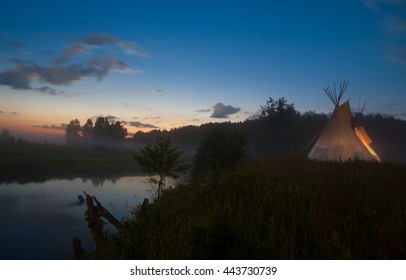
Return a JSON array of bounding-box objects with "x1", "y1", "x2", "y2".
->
[{"x1": 308, "y1": 82, "x2": 381, "y2": 162}]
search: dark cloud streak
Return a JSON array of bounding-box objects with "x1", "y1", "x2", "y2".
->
[
  {"x1": 128, "y1": 121, "x2": 158, "y2": 128},
  {"x1": 0, "y1": 58, "x2": 132, "y2": 91},
  {"x1": 32, "y1": 123, "x2": 68, "y2": 130},
  {"x1": 54, "y1": 43, "x2": 89, "y2": 65},
  {"x1": 0, "y1": 111, "x2": 19, "y2": 115},
  {"x1": 105, "y1": 115, "x2": 119, "y2": 120},
  {"x1": 83, "y1": 34, "x2": 146, "y2": 56},
  {"x1": 195, "y1": 109, "x2": 211, "y2": 113},
  {"x1": 0, "y1": 33, "x2": 142, "y2": 95},
  {"x1": 37, "y1": 86, "x2": 65, "y2": 95}
]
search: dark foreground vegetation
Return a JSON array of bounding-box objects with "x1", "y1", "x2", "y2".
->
[{"x1": 78, "y1": 159, "x2": 406, "y2": 259}]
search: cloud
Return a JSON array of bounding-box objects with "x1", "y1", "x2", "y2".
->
[
  {"x1": 105, "y1": 115, "x2": 119, "y2": 120},
  {"x1": 128, "y1": 121, "x2": 158, "y2": 128},
  {"x1": 129, "y1": 87, "x2": 164, "y2": 95},
  {"x1": 32, "y1": 123, "x2": 68, "y2": 130},
  {"x1": 0, "y1": 110, "x2": 18, "y2": 115},
  {"x1": 144, "y1": 116, "x2": 161, "y2": 120},
  {"x1": 0, "y1": 65, "x2": 36, "y2": 89},
  {"x1": 0, "y1": 33, "x2": 144, "y2": 94},
  {"x1": 211, "y1": 102, "x2": 241, "y2": 118},
  {"x1": 54, "y1": 43, "x2": 89, "y2": 65},
  {"x1": 83, "y1": 34, "x2": 118, "y2": 45},
  {"x1": 83, "y1": 34, "x2": 146, "y2": 56},
  {"x1": 55, "y1": 34, "x2": 147, "y2": 65},
  {"x1": 91, "y1": 114, "x2": 120, "y2": 121},
  {"x1": 0, "y1": 54, "x2": 34, "y2": 65},
  {"x1": 37, "y1": 86, "x2": 65, "y2": 95},
  {"x1": 195, "y1": 109, "x2": 211, "y2": 113},
  {"x1": 0, "y1": 58, "x2": 132, "y2": 90}
]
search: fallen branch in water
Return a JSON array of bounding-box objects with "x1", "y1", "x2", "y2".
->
[
  {"x1": 72, "y1": 191, "x2": 128, "y2": 258},
  {"x1": 93, "y1": 196, "x2": 126, "y2": 231},
  {"x1": 84, "y1": 192, "x2": 105, "y2": 248}
]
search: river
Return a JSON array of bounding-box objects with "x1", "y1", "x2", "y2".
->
[{"x1": 0, "y1": 176, "x2": 151, "y2": 260}]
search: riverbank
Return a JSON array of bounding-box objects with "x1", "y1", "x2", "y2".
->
[{"x1": 81, "y1": 159, "x2": 406, "y2": 259}]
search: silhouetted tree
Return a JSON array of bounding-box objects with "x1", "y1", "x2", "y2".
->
[
  {"x1": 259, "y1": 97, "x2": 297, "y2": 119},
  {"x1": 93, "y1": 117, "x2": 110, "y2": 145},
  {"x1": 251, "y1": 97, "x2": 302, "y2": 156},
  {"x1": 90, "y1": 117, "x2": 127, "y2": 145},
  {"x1": 0, "y1": 129, "x2": 16, "y2": 145},
  {"x1": 192, "y1": 126, "x2": 248, "y2": 181},
  {"x1": 111, "y1": 121, "x2": 128, "y2": 142},
  {"x1": 81, "y1": 119, "x2": 94, "y2": 145},
  {"x1": 65, "y1": 119, "x2": 82, "y2": 145},
  {"x1": 134, "y1": 136, "x2": 187, "y2": 198}
]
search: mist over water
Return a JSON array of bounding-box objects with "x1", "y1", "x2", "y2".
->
[{"x1": 0, "y1": 176, "x2": 151, "y2": 259}]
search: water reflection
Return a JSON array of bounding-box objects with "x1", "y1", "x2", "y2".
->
[
  {"x1": 80, "y1": 177, "x2": 120, "y2": 187},
  {"x1": 0, "y1": 176, "x2": 151, "y2": 260},
  {"x1": 0, "y1": 174, "x2": 136, "y2": 186}
]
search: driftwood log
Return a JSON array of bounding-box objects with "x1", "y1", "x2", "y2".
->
[
  {"x1": 93, "y1": 196, "x2": 126, "y2": 231},
  {"x1": 72, "y1": 192, "x2": 149, "y2": 258},
  {"x1": 84, "y1": 193, "x2": 106, "y2": 248}
]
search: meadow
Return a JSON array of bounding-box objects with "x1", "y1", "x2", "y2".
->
[{"x1": 83, "y1": 159, "x2": 406, "y2": 259}]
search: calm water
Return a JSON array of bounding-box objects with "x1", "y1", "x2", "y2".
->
[{"x1": 0, "y1": 176, "x2": 151, "y2": 260}]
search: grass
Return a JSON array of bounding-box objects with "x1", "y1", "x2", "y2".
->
[{"x1": 86, "y1": 158, "x2": 406, "y2": 259}]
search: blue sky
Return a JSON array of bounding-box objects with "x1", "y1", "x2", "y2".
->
[{"x1": 1, "y1": 0, "x2": 405, "y2": 142}]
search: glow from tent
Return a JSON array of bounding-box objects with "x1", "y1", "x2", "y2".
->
[{"x1": 354, "y1": 126, "x2": 382, "y2": 162}]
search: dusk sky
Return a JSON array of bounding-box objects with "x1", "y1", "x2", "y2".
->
[{"x1": 1, "y1": 0, "x2": 405, "y2": 142}]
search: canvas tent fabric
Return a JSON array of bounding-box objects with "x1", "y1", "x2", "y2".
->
[
  {"x1": 354, "y1": 126, "x2": 381, "y2": 161},
  {"x1": 308, "y1": 100, "x2": 381, "y2": 161}
]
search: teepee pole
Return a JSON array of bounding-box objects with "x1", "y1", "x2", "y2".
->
[{"x1": 324, "y1": 80, "x2": 349, "y2": 107}]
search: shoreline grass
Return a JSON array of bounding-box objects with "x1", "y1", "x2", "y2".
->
[{"x1": 84, "y1": 159, "x2": 406, "y2": 259}]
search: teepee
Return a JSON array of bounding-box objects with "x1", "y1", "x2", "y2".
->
[{"x1": 308, "y1": 81, "x2": 381, "y2": 162}]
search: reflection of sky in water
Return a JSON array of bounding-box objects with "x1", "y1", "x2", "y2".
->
[{"x1": 0, "y1": 176, "x2": 151, "y2": 259}]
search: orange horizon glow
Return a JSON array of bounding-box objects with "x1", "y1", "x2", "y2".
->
[{"x1": 0, "y1": 112, "x2": 205, "y2": 143}]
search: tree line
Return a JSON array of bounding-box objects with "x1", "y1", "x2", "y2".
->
[
  {"x1": 0, "y1": 129, "x2": 29, "y2": 145},
  {"x1": 131, "y1": 97, "x2": 329, "y2": 158},
  {"x1": 65, "y1": 117, "x2": 128, "y2": 146},
  {"x1": 2, "y1": 96, "x2": 404, "y2": 163}
]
